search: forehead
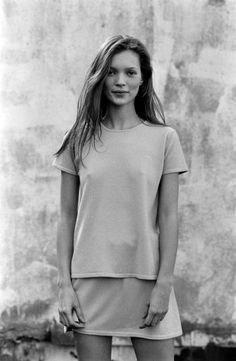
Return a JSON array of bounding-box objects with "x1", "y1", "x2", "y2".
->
[{"x1": 110, "y1": 50, "x2": 140, "y2": 68}]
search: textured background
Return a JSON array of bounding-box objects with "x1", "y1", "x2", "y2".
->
[{"x1": 0, "y1": 0, "x2": 236, "y2": 359}]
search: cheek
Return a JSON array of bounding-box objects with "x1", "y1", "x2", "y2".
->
[
  {"x1": 130, "y1": 75, "x2": 142, "y2": 87},
  {"x1": 129, "y1": 79, "x2": 141, "y2": 92},
  {"x1": 104, "y1": 78, "x2": 113, "y2": 90}
]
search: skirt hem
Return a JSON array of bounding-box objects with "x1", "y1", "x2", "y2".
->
[{"x1": 72, "y1": 328, "x2": 183, "y2": 340}]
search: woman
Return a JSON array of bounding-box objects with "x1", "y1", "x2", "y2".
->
[{"x1": 53, "y1": 35, "x2": 188, "y2": 361}]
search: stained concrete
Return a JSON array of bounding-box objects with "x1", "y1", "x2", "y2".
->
[{"x1": 0, "y1": 0, "x2": 236, "y2": 359}]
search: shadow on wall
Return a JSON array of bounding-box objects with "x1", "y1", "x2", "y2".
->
[
  {"x1": 175, "y1": 344, "x2": 236, "y2": 361},
  {"x1": 208, "y1": 0, "x2": 225, "y2": 5}
]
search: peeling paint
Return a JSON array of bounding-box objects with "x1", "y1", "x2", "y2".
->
[
  {"x1": 184, "y1": 77, "x2": 224, "y2": 113},
  {"x1": 208, "y1": 0, "x2": 225, "y2": 6}
]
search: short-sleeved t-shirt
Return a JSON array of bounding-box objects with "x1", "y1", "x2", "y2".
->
[{"x1": 53, "y1": 121, "x2": 188, "y2": 280}]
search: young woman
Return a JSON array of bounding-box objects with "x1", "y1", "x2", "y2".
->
[{"x1": 53, "y1": 35, "x2": 188, "y2": 361}]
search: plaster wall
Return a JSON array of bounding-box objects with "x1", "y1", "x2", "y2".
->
[{"x1": 0, "y1": 0, "x2": 236, "y2": 356}]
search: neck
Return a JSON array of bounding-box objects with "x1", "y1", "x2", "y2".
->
[{"x1": 104, "y1": 103, "x2": 141, "y2": 129}]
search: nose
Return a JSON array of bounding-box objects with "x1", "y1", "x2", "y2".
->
[{"x1": 115, "y1": 73, "x2": 126, "y2": 86}]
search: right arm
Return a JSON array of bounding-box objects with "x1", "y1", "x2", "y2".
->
[{"x1": 57, "y1": 171, "x2": 85, "y2": 328}]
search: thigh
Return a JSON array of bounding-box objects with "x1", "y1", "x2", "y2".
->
[
  {"x1": 131, "y1": 337, "x2": 174, "y2": 361},
  {"x1": 73, "y1": 332, "x2": 112, "y2": 361}
]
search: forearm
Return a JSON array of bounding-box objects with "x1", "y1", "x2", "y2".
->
[
  {"x1": 57, "y1": 214, "x2": 76, "y2": 287},
  {"x1": 155, "y1": 212, "x2": 178, "y2": 288}
]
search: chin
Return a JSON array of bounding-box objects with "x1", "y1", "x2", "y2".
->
[
  {"x1": 110, "y1": 96, "x2": 135, "y2": 106},
  {"x1": 112, "y1": 99, "x2": 129, "y2": 105}
]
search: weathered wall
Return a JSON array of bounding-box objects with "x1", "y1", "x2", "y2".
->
[{"x1": 1, "y1": 0, "x2": 236, "y2": 358}]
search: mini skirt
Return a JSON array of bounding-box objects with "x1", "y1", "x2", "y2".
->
[{"x1": 68, "y1": 277, "x2": 182, "y2": 340}]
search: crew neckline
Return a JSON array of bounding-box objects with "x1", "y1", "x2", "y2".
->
[{"x1": 101, "y1": 120, "x2": 147, "y2": 132}]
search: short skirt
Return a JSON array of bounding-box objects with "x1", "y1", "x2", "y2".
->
[{"x1": 68, "y1": 277, "x2": 182, "y2": 340}]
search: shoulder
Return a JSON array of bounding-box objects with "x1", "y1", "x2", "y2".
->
[{"x1": 143, "y1": 121, "x2": 178, "y2": 137}]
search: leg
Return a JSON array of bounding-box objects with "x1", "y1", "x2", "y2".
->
[
  {"x1": 131, "y1": 337, "x2": 174, "y2": 361},
  {"x1": 73, "y1": 332, "x2": 112, "y2": 361}
]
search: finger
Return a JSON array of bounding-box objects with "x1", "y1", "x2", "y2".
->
[
  {"x1": 59, "y1": 312, "x2": 69, "y2": 327},
  {"x1": 139, "y1": 311, "x2": 154, "y2": 329},
  {"x1": 59, "y1": 313, "x2": 64, "y2": 325},
  {"x1": 68, "y1": 317, "x2": 82, "y2": 328},
  {"x1": 151, "y1": 311, "x2": 167, "y2": 326},
  {"x1": 61, "y1": 310, "x2": 71, "y2": 327},
  {"x1": 159, "y1": 312, "x2": 167, "y2": 322},
  {"x1": 150, "y1": 314, "x2": 160, "y2": 327},
  {"x1": 65, "y1": 308, "x2": 84, "y2": 329},
  {"x1": 144, "y1": 306, "x2": 158, "y2": 326},
  {"x1": 139, "y1": 302, "x2": 151, "y2": 328},
  {"x1": 142, "y1": 302, "x2": 150, "y2": 319},
  {"x1": 74, "y1": 305, "x2": 86, "y2": 324},
  {"x1": 61, "y1": 307, "x2": 78, "y2": 328}
]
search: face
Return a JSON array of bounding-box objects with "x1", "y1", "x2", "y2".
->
[{"x1": 103, "y1": 50, "x2": 143, "y2": 107}]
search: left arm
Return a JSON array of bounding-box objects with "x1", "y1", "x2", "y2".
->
[
  {"x1": 140, "y1": 173, "x2": 179, "y2": 328},
  {"x1": 156, "y1": 172, "x2": 179, "y2": 286}
]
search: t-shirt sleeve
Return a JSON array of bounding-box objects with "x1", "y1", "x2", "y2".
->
[
  {"x1": 52, "y1": 136, "x2": 78, "y2": 175},
  {"x1": 162, "y1": 128, "x2": 188, "y2": 175}
]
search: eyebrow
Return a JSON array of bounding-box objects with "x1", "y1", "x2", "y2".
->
[{"x1": 109, "y1": 66, "x2": 138, "y2": 70}]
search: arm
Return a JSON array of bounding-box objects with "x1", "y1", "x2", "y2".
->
[
  {"x1": 57, "y1": 171, "x2": 86, "y2": 328},
  {"x1": 57, "y1": 171, "x2": 79, "y2": 287},
  {"x1": 156, "y1": 172, "x2": 179, "y2": 287},
  {"x1": 140, "y1": 173, "x2": 179, "y2": 328}
]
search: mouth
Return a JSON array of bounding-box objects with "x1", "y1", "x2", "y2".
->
[{"x1": 112, "y1": 91, "x2": 129, "y2": 94}]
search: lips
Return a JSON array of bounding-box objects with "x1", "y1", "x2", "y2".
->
[{"x1": 112, "y1": 91, "x2": 129, "y2": 94}]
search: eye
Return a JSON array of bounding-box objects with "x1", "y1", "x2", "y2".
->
[
  {"x1": 127, "y1": 70, "x2": 137, "y2": 76},
  {"x1": 108, "y1": 69, "x2": 115, "y2": 76}
]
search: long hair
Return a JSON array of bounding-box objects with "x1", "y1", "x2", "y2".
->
[{"x1": 54, "y1": 35, "x2": 166, "y2": 170}]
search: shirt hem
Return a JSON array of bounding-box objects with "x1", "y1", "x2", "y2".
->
[
  {"x1": 71, "y1": 272, "x2": 158, "y2": 280},
  {"x1": 162, "y1": 168, "x2": 188, "y2": 175},
  {"x1": 52, "y1": 163, "x2": 78, "y2": 176},
  {"x1": 71, "y1": 328, "x2": 183, "y2": 340}
]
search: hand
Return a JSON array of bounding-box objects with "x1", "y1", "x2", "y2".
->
[
  {"x1": 58, "y1": 284, "x2": 86, "y2": 329},
  {"x1": 139, "y1": 283, "x2": 171, "y2": 329}
]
